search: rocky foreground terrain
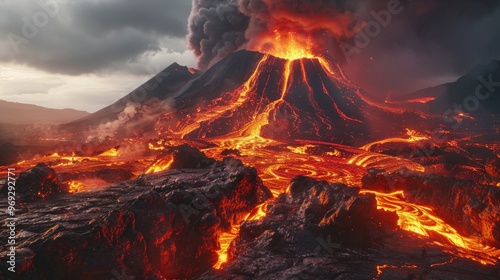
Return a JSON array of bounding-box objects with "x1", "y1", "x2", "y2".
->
[
  {"x1": 1, "y1": 146, "x2": 499, "y2": 279},
  {"x1": 0, "y1": 146, "x2": 271, "y2": 279}
]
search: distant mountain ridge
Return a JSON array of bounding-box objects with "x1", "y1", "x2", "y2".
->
[
  {"x1": 392, "y1": 60, "x2": 500, "y2": 115},
  {"x1": 0, "y1": 100, "x2": 90, "y2": 125}
]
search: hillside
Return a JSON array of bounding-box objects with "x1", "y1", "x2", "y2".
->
[{"x1": 0, "y1": 100, "x2": 90, "y2": 125}]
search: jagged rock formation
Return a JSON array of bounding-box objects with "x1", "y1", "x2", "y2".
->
[
  {"x1": 199, "y1": 176, "x2": 500, "y2": 280},
  {"x1": 0, "y1": 147, "x2": 271, "y2": 279}
]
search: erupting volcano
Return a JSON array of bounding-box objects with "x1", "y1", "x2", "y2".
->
[{"x1": 2, "y1": 1, "x2": 500, "y2": 279}]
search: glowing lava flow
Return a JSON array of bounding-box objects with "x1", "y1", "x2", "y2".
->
[
  {"x1": 145, "y1": 155, "x2": 174, "y2": 174},
  {"x1": 68, "y1": 180, "x2": 84, "y2": 193},
  {"x1": 210, "y1": 138, "x2": 500, "y2": 268},
  {"x1": 362, "y1": 190, "x2": 500, "y2": 265},
  {"x1": 214, "y1": 226, "x2": 239, "y2": 269},
  {"x1": 203, "y1": 46, "x2": 500, "y2": 268},
  {"x1": 176, "y1": 55, "x2": 270, "y2": 138},
  {"x1": 214, "y1": 203, "x2": 268, "y2": 269},
  {"x1": 360, "y1": 128, "x2": 430, "y2": 152}
]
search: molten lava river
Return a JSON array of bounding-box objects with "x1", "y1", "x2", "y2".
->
[{"x1": 6, "y1": 50, "x2": 500, "y2": 274}]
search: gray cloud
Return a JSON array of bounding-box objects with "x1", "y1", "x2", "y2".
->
[
  {"x1": 338, "y1": 0, "x2": 500, "y2": 97},
  {"x1": 72, "y1": 0, "x2": 189, "y2": 39},
  {"x1": 0, "y1": 0, "x2": 192, "y2": 75},
  {"x1": 187, "y1": 0, "x2": 249, "y2": 69}
]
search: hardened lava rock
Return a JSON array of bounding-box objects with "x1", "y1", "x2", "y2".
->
[
  {"x1": 198, "y1": 176, "x2": 399, "y2": 279},
  {"x1": 2, "y1": 163, "x2": 68, "y2": 200},
  {"x1": 0, "y1": 147, "x2": 271, "y2": 280}
]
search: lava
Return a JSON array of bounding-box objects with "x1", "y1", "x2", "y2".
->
[
  {"x1": 67, "y1": 180, "x2": 84, "y2": 193},
  {"x1": 258, "y1": 30, "x2": 317, "y2": 61},
  {"x1": 361, "y1": 190, "x2": 500, "y2": 266},
  {"x1": 3, "y1": 48, "x2": 499, "y2": 274},
  {"x1": 214, "y1": 225, "x2": 239, "y2": 270},
  {"x1": 145, "y1": 155, "x2": 174, "y2": 174}
]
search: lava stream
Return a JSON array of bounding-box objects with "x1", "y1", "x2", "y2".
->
[{"x1": 361, "y1": 190, "x2": 500, "y2": 265}]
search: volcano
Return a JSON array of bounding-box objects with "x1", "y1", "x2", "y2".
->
[
  {"x1": 2, "y1": 49, "x2": 500, "y2": 279},
  {"x1": 59, "y1": 50, "x2": 427, "y2": 145}
]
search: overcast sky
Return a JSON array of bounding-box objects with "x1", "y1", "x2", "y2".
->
[
  {"x1": 0, "y1": 0, "x2": 195, "y2": 112},
  {"x1": 1, "y1": 0, "x2": 499, "y2": 113}
]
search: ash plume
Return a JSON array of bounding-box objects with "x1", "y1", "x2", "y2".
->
[
  {"x1": 187, "y1": 0, "x2": 500, "y2": 100},
  {"x1": 187, "y1": 0, "x2": 361, "y2": 69},
  {"x1": 187, "y1": 0, "x2": 249, "y2": 69},
  {"x1": 238, "y1": 0, "x2": 360, "y2": 55}
]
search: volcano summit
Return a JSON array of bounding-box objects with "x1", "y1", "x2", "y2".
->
[{"x1": 61, "y1": 50, "x2": 428, "y2": 146}]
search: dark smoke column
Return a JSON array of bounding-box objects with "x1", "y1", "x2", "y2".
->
[
  {"x1": 187, "y1": 0, "x2": 362, "y2": 68},
  {"x1": 187, "y1": 0, "x2": 249, "y2": 69}
]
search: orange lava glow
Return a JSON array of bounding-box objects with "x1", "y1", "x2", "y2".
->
[
  {"x1": 406, "y1": 97, "x2": 436, "y2": 103},
  {"x1": 99, "y1": 147, "x2": 119, "y2": 157},
  {"x1": 5, "y1": 48, "x2": 499, "y2": 272},
  {"x1": 214, "y1": 203, "x2": 268, "y2": 269},
  {"x1": 374, "y1": 264, "x2": 418, "y2": 280},
  {"x1": 258, "y1": 30, "x2": 316, "y2": 61},
  {"x1": 145, "y1": 156, "x2": 174, "y2": 174},
  {"x1": 214, "y1": 225, "x2": 239, "y2": 270},
  {"x1": 68, "y1": 180, "x2": 84, "y2": 193},
  {"x1": 362, "y1": 190, "x2": 500, "y2": 266}
]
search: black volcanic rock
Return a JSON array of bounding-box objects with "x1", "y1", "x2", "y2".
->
[
  {"x1": 169, "y1": 144, "x2": 216, "y2": 169},
  {"x1": 240, "y1": 176, "x2": 398, "y2": 248},
  {"x1": 196, "y1": 177, "x2": 398, "y2": 279},
  {"x1": 0, "y1": 152, "x2": 272, "y2": 279},
  {"x1": 362, "y1": 168, "x2": 500, "y2": 247},
  {"x1": 59, "y1": 49, "x2": 433, "y2": 145},
  {"x1": 199, "y1": 177, "x2": 500, "y2": 280},
  {"x1": 2, "y1": 163, "x2": 68, "y2": 200},
  {"x1": 198, "y1": 177, "x2": 500, "y2": 279},
  {"x1": 486, "y1": 157, "x2": 500, "y2": 178}
]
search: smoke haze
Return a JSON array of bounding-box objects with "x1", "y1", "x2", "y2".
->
[{"x1": 187, "y1": 0, "x2": 500, "y2": 98}]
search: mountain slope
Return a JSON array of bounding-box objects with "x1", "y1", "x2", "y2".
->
[
  {"x1": 0, "y1": 100, "x2": 90, "y2": 125},
  {"x1": 61, "y1": 63, "x2": 198, "y2": 131},
  {"x1": 394, "y1": 60, "x2": 500, "y2": 115},
  {"x1": 59, "y1": 50, "x2": 428, "y2": 144}
]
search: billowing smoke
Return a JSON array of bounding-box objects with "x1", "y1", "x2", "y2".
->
[
  {"x1": 187, "y1": 0, "x2": 249, "y2": 69},
  {"x1": 188, "y1": 0, "x2": 500, "y2": 99},
  {"x1": 188, "y1": 0, "x2": 361, "y2": 69},
  {"x1": 92, "y1": 102, "x2": 142, "y2": 141},
  {"x1": 238, "y1": 0, "x2": 360, "y2": 57}
]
